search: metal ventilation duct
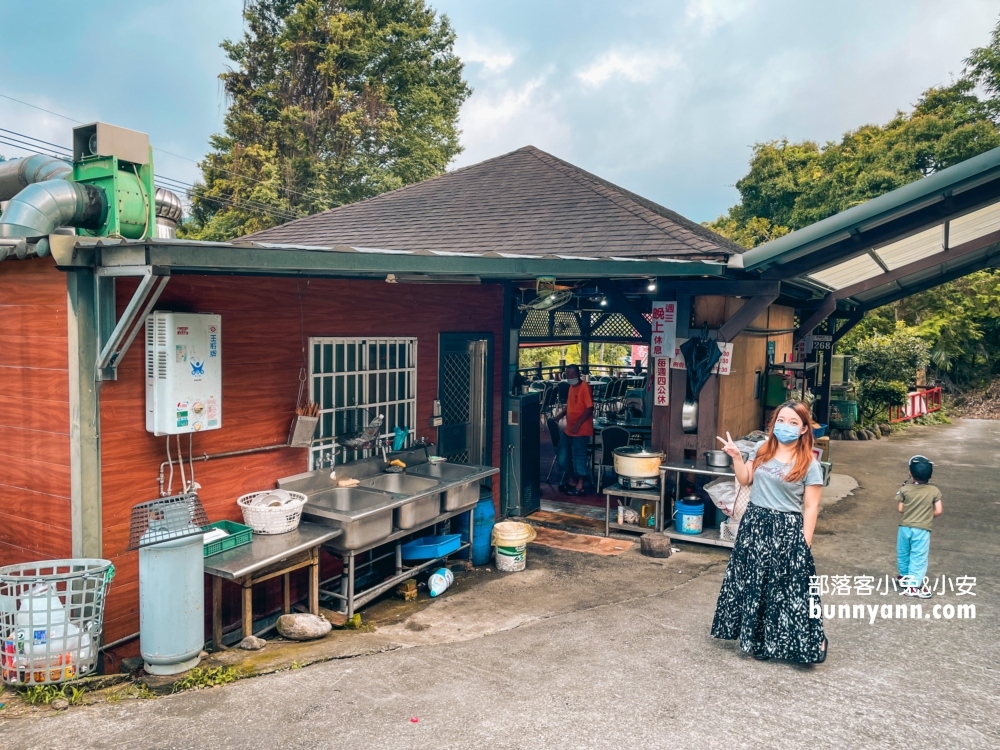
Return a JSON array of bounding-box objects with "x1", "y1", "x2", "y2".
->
[
  {"x1": 154, "y1": 187, "x2": 183, "y2": 238},
  {"x1": 0, "y1": 153, "x2": 184, "y2": 256}
]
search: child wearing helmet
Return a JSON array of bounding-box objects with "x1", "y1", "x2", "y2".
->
[{"x1": 896, "y1": 456, "x2": 944, "y2": 599}]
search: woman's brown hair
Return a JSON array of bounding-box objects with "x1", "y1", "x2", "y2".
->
[{"x1": 752, "y1": 401, "x2": 816, "y2": 482}]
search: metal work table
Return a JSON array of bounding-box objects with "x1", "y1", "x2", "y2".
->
[
  {"x1": 320, "y1": 503, "x2": 478, "y2": 619},
  {"x1": 660, "y1": 460, "x2": 736, "y2": 550},
  {"x1": 602, "y1": 483, "x2": 663, "y2": 537},
  {"x1": 204, "y1": 523, "x2": 342, "y2": 648}
]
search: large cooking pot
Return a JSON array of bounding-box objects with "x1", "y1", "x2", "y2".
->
[
  {"x1": 704, "y1": 450, "x2": 732, "y2": 468},
  {"x1": 613, "y1": 446, "x2": 665, "y2": 478}
]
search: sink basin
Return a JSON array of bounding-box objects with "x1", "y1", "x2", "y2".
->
[
  {"x1": 407, "y1": 463, "x2": 480, "y2": 482},
  {"x1": 308, "y1": 486, "x2": 392, "y2": 513},
  {"x1": 359, "y1": 473, "x2": 443, "y2": 529},
  {"x1": 359, "y1": 473, "x2": 440, "y2": 495},
  {"x1": 301, "y1": 486, "x2": 394, "y2": 551},
  {"x1": 407, "y1": 463, "x2": 481, "y2": 511}
]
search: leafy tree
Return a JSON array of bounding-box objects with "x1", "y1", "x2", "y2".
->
[
  {"x1": 853, "y1": 328, "x2": 929, "y2": 384},
  {"x1": 709, "y1": 17, "x2": 1000, "y2": 389},
  {"x1": 857, "y1": 380, "x2": 909, "y2": 424},
  {"x1": 182, "y1": 0, "x2": 470, "y2": 240}
]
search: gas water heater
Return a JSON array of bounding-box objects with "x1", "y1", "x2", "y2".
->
[{"x1": 145, "y1": 312, "x2": 222, "y2": 435}]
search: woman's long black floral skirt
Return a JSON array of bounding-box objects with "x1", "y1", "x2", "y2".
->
[{"x1": 711, "y1": 503, "x2": 826, "y2": 663}]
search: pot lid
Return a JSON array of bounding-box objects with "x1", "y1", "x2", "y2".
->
[{"x1": 613, "y1": 446, "x2": 665, "y2": 459}]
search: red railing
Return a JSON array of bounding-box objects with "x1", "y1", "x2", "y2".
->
[{"x1": 889, "y1": 386, "x2": 942, "y2": 423}]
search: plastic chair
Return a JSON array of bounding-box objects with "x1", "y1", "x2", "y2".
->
[
  {"x1": 545, "y1": 417, "x2": 562, "y2": 484},
  {"x1": 596, "y1": 425, "x2": 630, "y2": 492}
]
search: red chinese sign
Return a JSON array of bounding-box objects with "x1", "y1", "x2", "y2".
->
[
  {"x1": 650, "y1": 301, "x2": 676, "y2": 359},
  {"x1": 653, "y1": 357, "x2": 669, "y2": 406},
  {"x1": 669, "y1": 339, "x2": 734, "y2": 375}
]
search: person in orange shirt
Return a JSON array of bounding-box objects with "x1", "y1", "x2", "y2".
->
[{"x1": 553, "y1": 364, "x2": 594, "y2": 496}]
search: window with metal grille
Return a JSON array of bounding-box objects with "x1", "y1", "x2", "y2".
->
[{"x1": 308, "y1": 338, "x2": 417, "y2": 468}]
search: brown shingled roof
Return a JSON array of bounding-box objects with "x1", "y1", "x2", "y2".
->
[{"x1": 243, "y1": 146, "x2": 743, "y2": 259}]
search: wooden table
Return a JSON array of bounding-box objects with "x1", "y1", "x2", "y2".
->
[{"x1": 203, "y1": 523, "x2": 342, "y2": 648}]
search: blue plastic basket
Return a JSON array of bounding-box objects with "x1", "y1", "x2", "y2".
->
[
  {"x1": 401, "y1": 534, "x2": 462, "y2": 562},
  {"x1": 812, "y1": 424, "x2": 827, "y2": 439}
]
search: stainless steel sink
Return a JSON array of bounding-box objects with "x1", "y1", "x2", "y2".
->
[
  {"x1": 301, "y1": 486, "x2": 394, "y2": 551},
  {"x1": 359, "y1": 473, "x2": 440, "y2": 494},
  {"x1": 407, "y1": 463, "x2": 480, "y2": 511},
  {"x1": 359, "y1": 473, "x2": 443, "y2": 529}
]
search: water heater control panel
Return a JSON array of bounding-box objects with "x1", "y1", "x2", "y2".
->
[{"x1": 145, "y1": 311, "x2": 222, "y2": 435}]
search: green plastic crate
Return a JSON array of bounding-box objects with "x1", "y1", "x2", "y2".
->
[
  {"x1": 829, "y1": 400, "x2": 858, "y2": 430},
  {"x1": 202, "y1": 520, "x2": 253, "y2": 557}
]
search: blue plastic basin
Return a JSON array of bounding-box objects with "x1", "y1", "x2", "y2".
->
[{"x1": 401, "y1": 534, "x2": 462, "y2": 561}]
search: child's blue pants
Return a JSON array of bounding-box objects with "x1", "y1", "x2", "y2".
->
[{"x1": 897, "y1": 526, "x2": 931, "y2": 585}]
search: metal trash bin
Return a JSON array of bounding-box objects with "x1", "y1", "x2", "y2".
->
[{"x1": 0, "y1": 559, "x2": 114, "y2": 686}]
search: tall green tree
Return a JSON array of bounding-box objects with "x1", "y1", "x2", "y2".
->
[
  {"x1": 709, "y1": 17, "x2": 1000, "y2": 386},
  {"x1": 183, "y1": 0, "x2": 470, "y2": 240}
]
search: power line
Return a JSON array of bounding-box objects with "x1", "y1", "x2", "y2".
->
[
  {"x1": 0, "y1": 91, "x2": 313, "y2": 200},
  {"x1": 0, "y1": 125, "x2": 302, "y2": 222}
]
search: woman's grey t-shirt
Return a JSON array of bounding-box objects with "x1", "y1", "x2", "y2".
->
[{"x1": 747, "y1": 440, "x2": 824, "y2": 513}]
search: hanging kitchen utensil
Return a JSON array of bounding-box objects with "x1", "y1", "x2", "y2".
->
[{"x1": 287, "y1": 368, "x2": 320, "y2": 448}]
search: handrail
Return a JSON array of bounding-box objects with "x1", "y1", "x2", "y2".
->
[{"x1": 889, "y1": 386, "x2": 942, "y2": 423}]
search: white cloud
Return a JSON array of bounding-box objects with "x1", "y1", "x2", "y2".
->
[
  {"x1": 452, "y1": 76, "x2": 573, "y2": 168},
  {"x1": 576, "y1": 50, "x2": 681, "y2": 87},
  {"x1": 455, "y1": 36, "x2": 515, "y2": 73},
  {"x1": 685, "y1": 0, "x2": 754, "y2": 33}
]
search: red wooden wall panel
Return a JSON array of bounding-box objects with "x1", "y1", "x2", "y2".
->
[
  {"x1": 98, "y1": 275, "x2": 506, "y2": 643},
  {"x1": 0, "y1": 259, "x2": 72, "y2": 566}
]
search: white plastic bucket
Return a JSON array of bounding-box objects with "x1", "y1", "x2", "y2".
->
[{"x1": 491, "y1": 522, "x2": 537, "y2": 572}]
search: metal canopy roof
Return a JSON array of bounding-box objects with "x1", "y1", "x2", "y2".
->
[
  {"x1": 741, "y1": 146, "x2": 1000, "y2": 311},
  {"x1": 47, "y1": 235, "x2": 727, "y2": 281}
]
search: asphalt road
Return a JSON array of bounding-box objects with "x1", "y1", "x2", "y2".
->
[{"x1": 5, "y1": 420, "x2": 999, "y2": 749}]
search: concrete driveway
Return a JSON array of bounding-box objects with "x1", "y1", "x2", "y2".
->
[{"x1": 5, "y1": 420, "x2": 999, "y2": 749}]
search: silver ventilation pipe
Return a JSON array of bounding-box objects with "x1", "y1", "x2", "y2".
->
[
  {"x1": 154, "y1": 187, "x2": 183, "y2": 238},
  {"x1": 0, "y1": 153, "x2": 183, "y2": 258},
  {"x1": 0, "y1": 180, "x2": 107, "y2": 259},
  {"x1": 0, "y1": 155, "x2": 72, "y2": 201}
]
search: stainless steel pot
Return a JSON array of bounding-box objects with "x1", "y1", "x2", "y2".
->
[
  {"x1": 704, "y1": 450, "x2": 732, "y2": 468},
  {"x1": 613, "y1": 446, "x2": 665, "y2": 478},
  {"x1": 682, "y1": 400, "x2": 698, "y2": 433}
]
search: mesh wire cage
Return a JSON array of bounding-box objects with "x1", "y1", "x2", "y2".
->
[
  {"x1": 1, "y1": 558, "x2": 115, "y2": 686},
  {"x1": 127, "y1": 493, "x2": 209, "y2": 550}
]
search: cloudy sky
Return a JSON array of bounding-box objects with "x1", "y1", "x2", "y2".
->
[{"x1": 0, "y1": 0, "x2": 997, "y2": 222}]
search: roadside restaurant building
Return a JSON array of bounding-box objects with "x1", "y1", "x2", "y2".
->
[{"x1": 3, "y1": 142, "x2": 1000, "y2": 663}]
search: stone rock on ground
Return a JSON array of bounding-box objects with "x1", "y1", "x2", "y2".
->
[
  {"x1": 239, "y1": 635, "x2": 266, "y2": 650},
  {"x1": 51, "y1": 698, "x2": 69, "y2": 711},
  {"x1": 640, "y1": 534, "x2": 673, "y2": 558},
  {"x1": 276, "y1": 613, "x2": 331, "y2": 641},
  {"x1": 879, "y1": 423, "x2": 892, "y2": 436},
  {"x1": 844, "y1": 429, "x2": 858, "y2": 440},
  {"x1": 829, "y1": 429, "x2": 841, "y2": 440},
  {"x1": 855, "y1": 430, "x2": 868, "y2": 440},
  {"x1": 868, "y1": 429, "x2": 880, "y2": 440}
]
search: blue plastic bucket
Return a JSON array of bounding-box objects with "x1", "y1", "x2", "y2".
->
[{"x1": 674, "y1": 500, "x2": 704, "y2": 535}]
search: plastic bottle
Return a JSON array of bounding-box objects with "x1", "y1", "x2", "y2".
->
[{"x1": 428, "y1": 567, "x2": 454, "y2": 597}]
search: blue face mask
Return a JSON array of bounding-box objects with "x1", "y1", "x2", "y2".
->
[{"x1": 773, "y1": 423, "x2": 802, "y2": 445}]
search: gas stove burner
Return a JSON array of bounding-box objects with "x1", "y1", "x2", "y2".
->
[{"x1": 618, "y1": 474, "x2": 660, "y2": 490}]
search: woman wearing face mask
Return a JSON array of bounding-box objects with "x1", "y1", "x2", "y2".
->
[{"x1": 711, "y1": 401, "x2": 828, "y2": 663}]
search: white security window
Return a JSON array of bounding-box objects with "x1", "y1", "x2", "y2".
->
[{"x1": 309, "y1": 337, "x2": 417, "y2": 468}]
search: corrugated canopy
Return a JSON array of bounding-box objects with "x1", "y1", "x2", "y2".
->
[{"x1": 741, "y1": 146, "x2": 1000, "y2": 311}]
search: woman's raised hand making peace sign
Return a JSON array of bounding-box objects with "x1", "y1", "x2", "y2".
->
[{"x1": 717, "y1": 431, "x2": 741, "y2": 459}]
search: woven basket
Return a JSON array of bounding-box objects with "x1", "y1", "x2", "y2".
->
[{"x1": 237, "y1": 491, "x2": 307, "y2": 535}]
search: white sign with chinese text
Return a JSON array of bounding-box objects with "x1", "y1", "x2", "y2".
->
[
  {"x1": 650, "y1": 301, "x2": 676, "y2": 359},
  {"x1": 669, "y1": 339, "x2": 734, "y2": 376},
  {"x1": 652, "y1": 356, "x2": 669, "y2": 406}
]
